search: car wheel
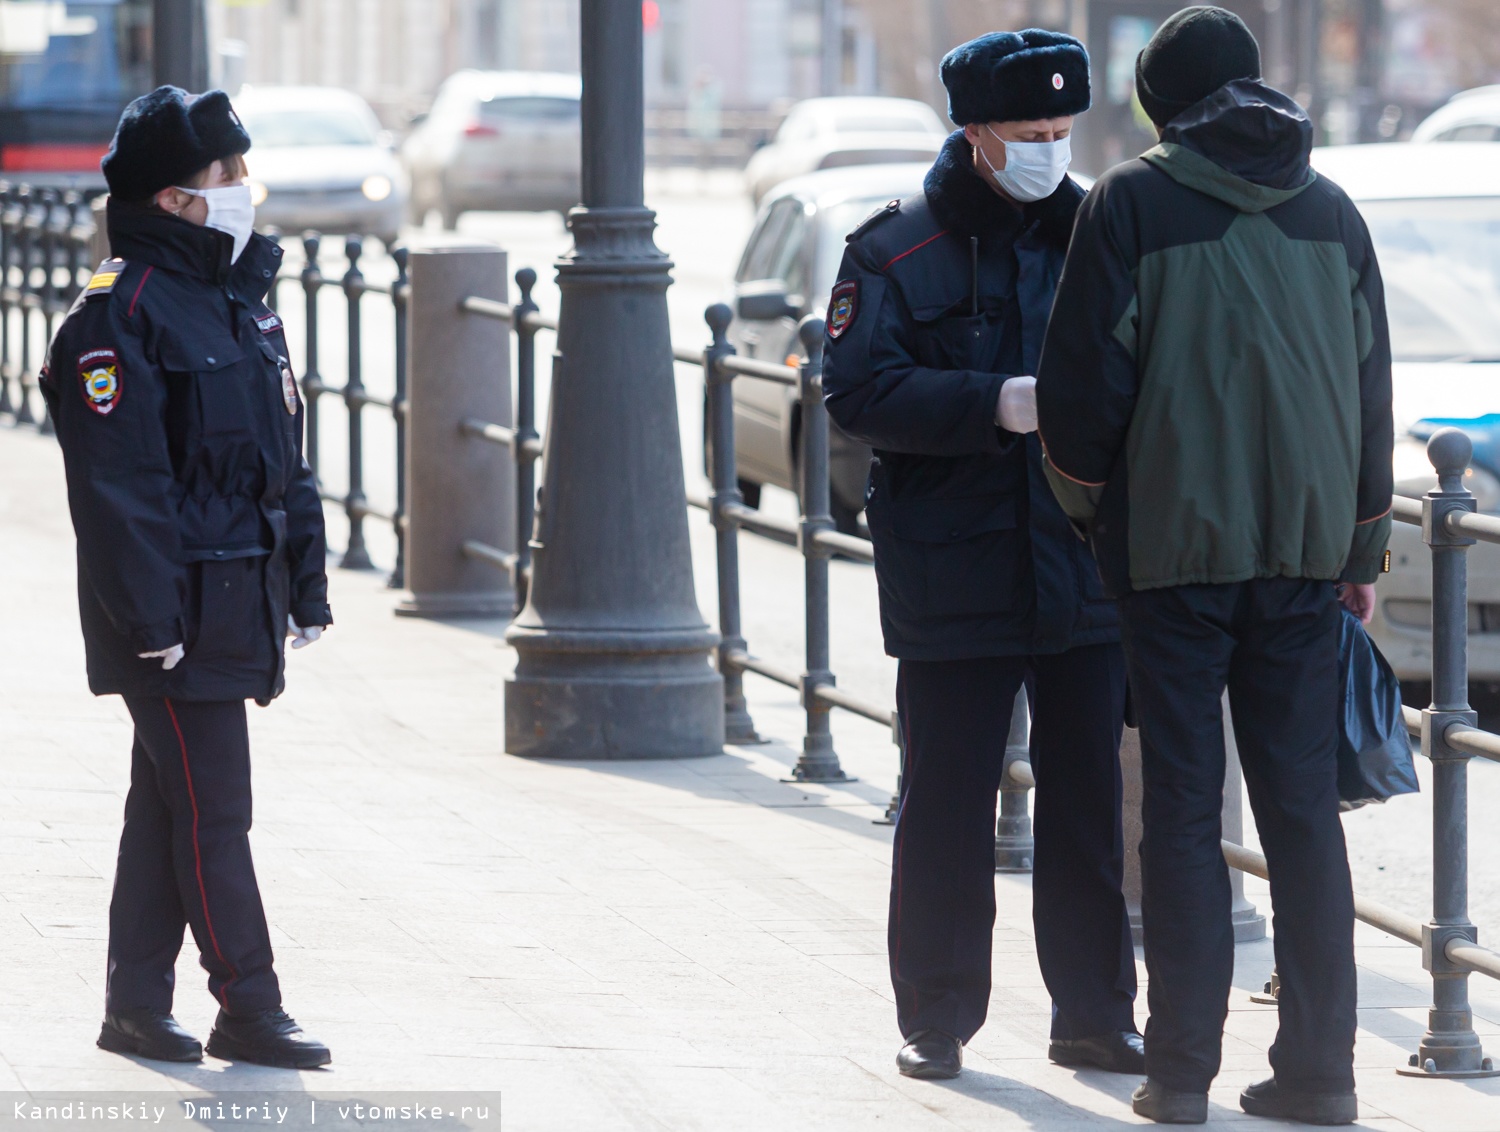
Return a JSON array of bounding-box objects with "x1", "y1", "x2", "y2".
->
[
  {"x1": 829, "y1": 495, "x2": 861, "y2": 537},
  {"x1": 738, "y1": 479, "x2": 762, "y2": 510}
]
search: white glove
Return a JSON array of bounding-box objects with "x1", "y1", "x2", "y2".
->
[
  {"x1": 996, "y1": 376, "x2": 1038, "y2": 434},
  {"x1": 287, "y1": 614, "x2": 323, "y2": 649},
  {"x1": 138, "y1": 644, "x2": 185, "y2": 671}
]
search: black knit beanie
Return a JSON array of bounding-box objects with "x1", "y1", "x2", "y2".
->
[{"x1": 1135, "y1": 6, "x2": 1261, "y2": 129}]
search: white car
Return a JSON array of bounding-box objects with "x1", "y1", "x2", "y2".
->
[
  {"x1": 1310, "y1": 143, "x2": 1500, "y2": 682},
  {"x1": 1412, "y1": 86, "x2": 1500, "y2": 143},
  {"x1": 234, "y1": 86, "x2": 406, "y2": 248},
  {"x1": 403, "y1": 70, "x2": 581, "y2": 226},
  {"x1": 743, "y1": 97, "x2": 948, "y2": 206}
]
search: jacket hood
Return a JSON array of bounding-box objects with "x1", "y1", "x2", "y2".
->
[
  {"x1": 1141, "y1": 78, "x2": 1315, "y2": 213},
  {"x1": 925, "y1": 129, "x2": 1084, "y2": 248}
]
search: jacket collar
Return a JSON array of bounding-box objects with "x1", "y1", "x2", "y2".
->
[
  {"x1": 924, "y1": 129, "x2": 1085, "y2": 250},
  {"x1": 105, "y1": 201, "x2": 281, "y2": 303}
]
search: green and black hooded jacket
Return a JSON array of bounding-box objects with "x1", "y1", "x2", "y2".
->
[{"x1": 1036, "y1": 78, "x2": 1393, "y2": 596}]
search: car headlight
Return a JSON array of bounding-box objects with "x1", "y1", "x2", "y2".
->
[
  {"x1": 361, "y1": 174, "x2": 393, "y2": 202},
  {"x1": 1392, "y1": 435, "x2": 1500, "y2": 512},
  {"x1": 248, "y1": 181, "x2": 269, "y2": 207}
]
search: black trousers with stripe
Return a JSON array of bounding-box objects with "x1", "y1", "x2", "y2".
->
[
  {"x1": 889, "y1": 644, "x2": 1138, "y2": 1044},
  {"x1": 106, "y1": 697, "x2": 280, "y2": 1016}
]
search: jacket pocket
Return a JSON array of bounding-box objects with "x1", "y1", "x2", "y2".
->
[
  {"x1": 912, "y1": 310, "x2": 1005, "y2": 373},
  {"x1": 873, "y1": 494, "x2": 1021, "y2": 618},
  {"x1": 185, "y1": 555, "x2": 270, "y2": 670}
]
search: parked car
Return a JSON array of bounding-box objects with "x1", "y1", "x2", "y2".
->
[
  {"x1": 1309, "y1": 142, "x2": 1500, "y2": 681},
  {"x1": 743, "y1": 97, "x2": 947, "y2": 207},
  {"x1": 403, "y1": 70, "x2": 581, "y2": 227},
  {"x1": 1412, "y1": 86, "x2": 1500, "y2": 143},
  {"x1": 234, "y1": 86, "x2": 406, "y2": 248},
  {"x1": 719, "y1": 163, "x2": 928, "y2": 534}
]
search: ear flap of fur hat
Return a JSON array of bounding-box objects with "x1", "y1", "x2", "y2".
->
[
  {"x1": 102, "y1": 85, "x2": 253, "y2": 203},
  {"x1": 940, "y1": 29, "x2": 1091, "y2": 126}
]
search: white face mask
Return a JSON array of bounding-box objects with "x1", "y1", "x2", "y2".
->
[
  {"x1": 176, "y1": 182, "x2": 255, "y2": 263},
  {"x1": 978, "y1": 125, "x2": 1072, "y2": 203}
]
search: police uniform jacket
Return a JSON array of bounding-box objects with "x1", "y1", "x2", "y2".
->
[
  {"x1": 822, "y1": 131, "x2": 1118, "y2": 661},
  {"x1": 42, "y1": 201, "x2": 330, "y2": 703}
]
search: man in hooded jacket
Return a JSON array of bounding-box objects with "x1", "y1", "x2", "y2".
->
[{"x1": 1036, "y1": 7, "x2": 1392, "y2": 1125}]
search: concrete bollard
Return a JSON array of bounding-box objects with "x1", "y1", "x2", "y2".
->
[
  {"x1": 1122, "y1": 695, "x2": 1266, "y2": 945},
  {"x1": 396, "y1": 245, "x2": 516, "y2": 618}
]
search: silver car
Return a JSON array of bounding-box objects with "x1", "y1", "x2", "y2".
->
[
  {"x1": 236, "y1": 86, "x2": 406, "y2": 248},
  {"x1": 720, "y1": 163, "x2": 931, "y2": 534},
  {"x1": 403, "y1": 70, "x2": 581, "y2": 226}
]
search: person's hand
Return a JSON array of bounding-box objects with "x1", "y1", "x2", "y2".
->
[
  {"x1": 138, "y1": 644, "x2": 185, "y2": 670},
  {"x1": 286, "y1": 615, "x2": 324, "y2": 649},
  {"x1": 1338, "y1": 582, "x2": 1377, "y2": 625},
  {"x1": 996, "y1": 376, "x2": 1038, "y2": 434}
]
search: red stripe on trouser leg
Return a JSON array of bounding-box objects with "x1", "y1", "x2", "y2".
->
[{"x1": 164, "y1": 697, "x2": 239, "y2": 1009}]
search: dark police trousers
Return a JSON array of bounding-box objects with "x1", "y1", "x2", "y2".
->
[
  {"x1": 890, "y1": 644, "x2": 1137, "y2": 1043},
  {"x1": 1118, "y1": 578, "x2": 1356, "y2": 1095},
  {"x1": 106, "y1": 697, "x2": 280, "y2": 1016}
]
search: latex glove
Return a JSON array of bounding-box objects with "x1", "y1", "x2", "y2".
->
[
  {"x1": 287, "y1": 615, "x2": 324, "y2": 650},
  {"x1": 138, "y1": 644, "x2": 185, "y2": 671},
  {"x1": 996, "y1": 376, "x2": 1038, "y2": 434},
  {"x1": 1338, "y1": 582, "x2": 1377, "y2": 625}
]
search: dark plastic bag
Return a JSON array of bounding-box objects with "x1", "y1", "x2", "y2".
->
[{"x1": 1338, "y1": 606, "x2": 1421, "y2": 808}]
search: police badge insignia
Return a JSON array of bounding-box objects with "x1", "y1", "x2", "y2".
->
[
  {"x1": 77, "y1": 348, "x2": 122, "y2": 415},
  {"x1": 827, "y1": 279, "x2": 858, "y2": 340},
  {"x1": 280, "y1": 361, "x2": 299, "y2": 415}
]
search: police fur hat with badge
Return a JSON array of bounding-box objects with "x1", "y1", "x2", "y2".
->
[
  {"x1": 940, "y1": 28, "x2": 1090, "y2": 125},
  {"x1": 101, "y1": 85, "x2": 252, "y2": 203}
]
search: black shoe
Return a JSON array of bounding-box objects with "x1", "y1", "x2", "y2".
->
[
  {"x1": 1240, "y1": 1077, "x2": 1357, "y2": 1125},
  {"x1": 1132, "y1": 1079, "x2": 1209, "y2": 1124},
  {"x1": 1049, "y1": 1030, "x2": 1146, "y2": 1074},
  {"x1": 98, "y1": 1008, "x2": 203, "y2": 1063},
  {"x1": 205, "y1": 1008, "x2": 331, "y2": 1069},
  {"x1": 896, "y1": 1029, "x2": 962, "y2": 1079}
]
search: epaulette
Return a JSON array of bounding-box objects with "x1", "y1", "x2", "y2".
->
[
  {"x1": 82, "y1": 258, "x2": 127, "y2": 299},
  {"x1": 846, "y1": 200, "x2": 901, "y2": 243}
]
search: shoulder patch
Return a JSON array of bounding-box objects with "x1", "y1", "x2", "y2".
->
[
  {"x1": 256, "y1": 309, "x2": 284, "y2": 334},
  {"x1": 846, "y1": 200, "x2": 901, "y2": 244},
  {"x1": 827, "y1": 280, "x2": 859, "y2": 340},
  {"x1": 77, "y1": 348, "x2": 122, "y2": 415},
  {"x1": 84, "y1": 258, "x2": 127, "y2": 299}
]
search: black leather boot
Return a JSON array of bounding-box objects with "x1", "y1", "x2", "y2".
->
[
  {"x1": 205, "y1": 1008, "x2": 331, "y2": 1069},
  {"x1": 1048, "y1": 1030, "x2": 1146, "y2": 1074},
  {"x1": 1131, "y1": 1079, "x2": 1209, "y2": 1124},
  {"x1": 98, "y1": 1008, "x2": 203, "y2": 1062},
  {"x1": 896, "y1": 1030, "x2": 962, "y2": 1079},
  {"x1": 1240, "y1": 1077, "x2": 1357, "y2": 1125}
]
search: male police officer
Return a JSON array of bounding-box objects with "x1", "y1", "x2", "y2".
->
[{"x1": 822, "y1": 30, "x2": 1141, "y2": 1080}]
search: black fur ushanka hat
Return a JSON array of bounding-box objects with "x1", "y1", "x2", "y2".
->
[
  {"x1": 940, "y1": 29, "x2": 1091, "y2": 126},
  {"x1": 101, "y1": 86, "x2": 252, "y2": 202}
]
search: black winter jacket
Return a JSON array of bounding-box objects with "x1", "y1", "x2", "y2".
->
[
  {"x1": 42, "y1": 202, "x2": 330, "y2": 703},
  {"x1": 822, "y1": 131, "x2": 1119, "y2": 660}
]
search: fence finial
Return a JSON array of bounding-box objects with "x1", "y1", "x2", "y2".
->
[
  {"x1": 1429, "y1": 427, "x2": 1474, "y2": 494},
  {"x1": 705, "y1": 302, "x2": 732, "y2": 348},
  {"x1": 516, "y1": 266, "x2": 537, "y2": 304}
]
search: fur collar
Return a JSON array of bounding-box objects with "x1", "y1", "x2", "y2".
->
[{"x1": 923, "y1": 129, "x2": 1085, "y2": 250}]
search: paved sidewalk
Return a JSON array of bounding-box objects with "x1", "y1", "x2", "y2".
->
[{"x1": 2, "y1": 427, "x2": 1498, "y2": 1131}]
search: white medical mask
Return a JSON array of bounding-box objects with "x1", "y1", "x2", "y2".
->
[
  {"x1": 978, "y1": 125, "x2": 1072, "y2": 203},
  {"x1": 176, "y1": 183, "x2": 255, "y2": 263}
]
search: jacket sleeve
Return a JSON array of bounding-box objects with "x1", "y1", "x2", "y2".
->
[
  {"x1": 283, "y1": 406, "x2": 332, "y2": 629},
  {"x1": 822, "y1": 244, "x2": 1016, "y2": 457},
  {"x1": 1034, "y1": 180, "x2": 1141, "y2": 525},
  {"x1": 44, "y1": 292, "x2": 187, "y2": 653},
  {"x1": 1343, "y1": 210, "x2": 1395, "y2": 584}
]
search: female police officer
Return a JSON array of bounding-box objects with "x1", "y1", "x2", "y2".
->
[
  {"x1": 822, "y1": 32, "x2": 1140, "y2": 1080},
  {"x1": 42, "y1": 87, "x2": 331, "y2": 1068}
]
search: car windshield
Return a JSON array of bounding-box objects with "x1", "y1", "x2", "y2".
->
[
  {"x1": 832, "y1": 115, "x2": 933, "y2": 134},
  {"x1": 238, "y1": 108, "x2": 377, "y2": 148},
  {"x1": 813, "y1": 196, "x2": 906, "y2": 302},
  {"x1": 1359, "y1": 198, "x2": 1500, "y2": 362}
]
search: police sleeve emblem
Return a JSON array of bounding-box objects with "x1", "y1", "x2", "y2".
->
[
  {"x1": 827, "y1": 279, "x2": 859, "y2": 340},
  {"x1": 77, "y1": 348, "x2": 122, "y2": 415}
]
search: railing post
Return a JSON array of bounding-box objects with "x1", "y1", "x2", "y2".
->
[
  {"x1": 36, "y1": 189, "x2": 59, "y2": 436},
  {"x1": 703, "y1": 302, "x2": 761, "y2": 745},
  {"x1": 995, "y1": 687, "x2": 1035, "y2": 871},
  {"x1": 1402, "y1": 427, "x2": 1497, "y2": 1078},
  {"x1": 395, "y1": 245, "x2": 514, "y2": 618},
  {"x1": 300, "y1": 233, "x2": 322, "y2": 482},
  {"x1": 340, "y1": 234, "x2": 373, "y2": 569},
  {"x1": 512, "y1": 267, "x2": 540, "y2": 616},
  {"x1": 14, "y1": 187, "x2": 36, "y2": 426},
  {"x1": 388, "y1": 246, "x2": 410, "y2": 589},
  {"x1": 792, "y1": 315, "x2": 848, "y2": 782},
  {"x1": 0, "y1": 183, "x2": 15, "y2": 419}
]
